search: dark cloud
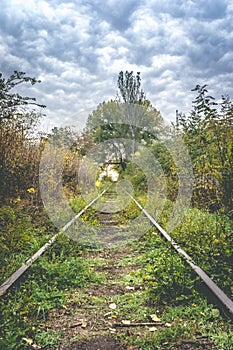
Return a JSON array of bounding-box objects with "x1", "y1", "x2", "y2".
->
[
  {"x1": 193, "y1": 0, "x2": 227, "y2": 20},
  {"x1": 0, "y1": 0, "x2": 233, "y2": 129},
  {"x1": 87, "y1": 0, "x2": 139, "y2": 31},
  {"x1": 148, "y1": 0, "x2": 227, "y2": 20}
]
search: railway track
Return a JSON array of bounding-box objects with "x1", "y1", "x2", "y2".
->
[{"x1": 0, "y1": 188, "x2": 233, "y2": 321}]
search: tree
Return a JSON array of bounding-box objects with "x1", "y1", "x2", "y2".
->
[
  {"x1": 118, "y1": 71, "x2": 151, "y2": 155},
  {"x1": 0, "y1": 70, "x2": 45, "y2": 129},
  {"x1": 87, "y1": 71, "x2": 163, "y2": 160},
  {"x1": 117, "y1": 71, "x2": 145, "y2": 104}
]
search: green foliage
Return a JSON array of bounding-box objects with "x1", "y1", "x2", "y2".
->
[
  {"x1": 151, "y1": 142, "x2": 179, "y2": 201},
  {"x1": 135, "y1": 232, "x2": 197, "y2": 305},
  {"x1": 136, "y1": 205, "x2": 233, "y2": 302},
  {"x1": 171, "y1": 208, "x2": 233, "y2": 294},
  {"x1": 34, "y1": 255, "x2": 100, "y2": 289},
  {"x1": 0, "y1": 205, "x2": 53, "y2": 284},
  {"x1": 178, "y1": 85, "x2": 233, "y2": 213},
  {"x1": 128, "y1": 298, "x2": 233, "y2": 349},
  {"x1": 34, "y1": 329, "x2": 63, "y2": 349},
  {"x1": 122, "y1": 161, "x2": 148, "y2": 193},
  {"x1": 86, "y1": 71, "x2": 163, "y2": 161},
  {"x1": 87, "y1": 100, "x2": 163, "y2": 160}
]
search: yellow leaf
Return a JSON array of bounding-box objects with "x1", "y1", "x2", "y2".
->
[
  {"x1": 27, "y1": 187, "x2": 36, "y2": 194},
  {"x1": 20, "y1": 310, "x2": 28, "y2": 315},
  {"x1": 150, "y1": 314, "x2": 161, "y2": 322},
  {"x1": 81, "y1": 321, "x2": 87, "y2": 328},
  {"x1": 95, "y1": 180, "x2": 101, "y2": 187}
]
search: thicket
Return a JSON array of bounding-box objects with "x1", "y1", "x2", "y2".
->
[
  {"x1": 0, "y1": 71, "x2": 44, "y2": 205},
  {"x1": 177, "y1": 85, "x2": 233, "y2": 214},
  {"x1": 0, "y1": 71, "x2": 94, "y2": 282}
]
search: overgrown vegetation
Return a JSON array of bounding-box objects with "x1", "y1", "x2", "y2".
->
[
  {"x1": 177, "y1": 84, "x2": 233, "y2": 213},
  {"x1": 0, "y1": 70, "x2": 232, "y2": 349}
]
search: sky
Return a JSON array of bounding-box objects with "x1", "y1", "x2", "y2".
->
[{"x1": 1, "y1": 0, "x2": 233, "y2": 132}]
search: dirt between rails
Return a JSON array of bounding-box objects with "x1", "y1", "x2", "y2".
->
[
  {"x1": 47, "y1": 246, "x2": 141, "y2": 349},
  {"x1": 42, "y1": 244, "x2": 213, "y2": 350},
  {"x1": 41, "y1": 205, "x2": 214, "y2": 349}
]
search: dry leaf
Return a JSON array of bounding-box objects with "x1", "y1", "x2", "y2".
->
[
  {"x1": 150, "y1": 314, "x2": 161, "y2": 322},
  {"x1": 104, "y1": 311, "x2": 112, "y2": 317},
  {"x1": 165, "y1": 322, "x2": 172, "y2": 327},
  {"x1": 122, "y1": 320, "x2": 131, "y2": 325},
  {"x1": 109, "y1": 303, "x2": 117, "y2": 309},
  {"x1": 125, "y1": 286, "x2": 135, "y2": 290},
  {"x1": 109, "y1": 328, "x2": 116, "y2": 333},
  {"x1": 149, "y1": 327, "x2": 157, "y2": 332},
  {"x1": 81, "y1": 320, "x2": 87, "y2": 328},
  {"x1": 31, "y1": 345, "x2": 42, "y2": 350},
  {"x1": 22, "y1": 338, "x2": 33, "y2": 345}
]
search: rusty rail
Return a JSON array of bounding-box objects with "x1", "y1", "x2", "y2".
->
[
  {"x1": 0, "y1": 189, "x2": 107, "y2": 296},
  {"x1": 126, "y1": 191, "x2": 233, "y2": 320}
]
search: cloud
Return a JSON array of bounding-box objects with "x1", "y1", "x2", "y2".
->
[
  {"x1": 0, "y1": 0, "x2": 233, "y2": 130},
  {"x1": 87, "y1": 0, "x2": 139, "y2": 31}
]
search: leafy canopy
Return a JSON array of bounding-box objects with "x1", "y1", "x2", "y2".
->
[{"x1": 87, "y1": 71, "x2": 163, "y2": 159}]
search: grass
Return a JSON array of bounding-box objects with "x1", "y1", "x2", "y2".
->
[
  {"x1": 0, "y1": 236, "x2": 104, "y2": 350},
  {"x1": 122, "y1": 298, "x2": 233, "y2": 350},
  {"x1": 0, "y1": 197, "x2": 232, "y2": 349},
  {"x1": 34, "y1": 329, "x2": 64, "y2": 349}
]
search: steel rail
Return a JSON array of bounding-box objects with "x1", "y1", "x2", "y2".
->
[
  {"x1": 0, "y1": 189, "x2": 107, "y2": 297},
  {"x1": 126, "y1": 191, "x2": 233, "y2": 320}
]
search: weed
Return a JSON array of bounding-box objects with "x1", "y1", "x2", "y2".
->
[{"x1": 34, "y1": 328, "x2": 63, "y2": 349}]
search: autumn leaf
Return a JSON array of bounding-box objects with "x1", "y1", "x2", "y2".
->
[
  {"x1": 150, "y1": 314, "x2": 161, "y2": 322},
  {"x1": 149, "y1": 326, "x2": 158, "y2": 332}
]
